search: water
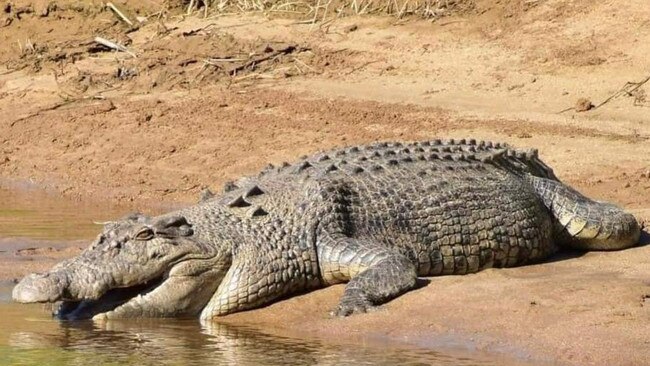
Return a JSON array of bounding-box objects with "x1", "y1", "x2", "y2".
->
[
  {"x1": 0, "y1": 185, "x2": 132, "y2": 241},
  {"x1": 0, "y1": 295, "x2": 504, "y2": 366},
  {"x1": 0, "y1": 184, "x2": 534, "y2": 366}
]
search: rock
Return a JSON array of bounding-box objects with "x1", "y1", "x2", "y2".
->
[
  {"x1": 575, "y1": 98, "x2": 594, "y2": 112},
  {"x1": 343, "y1": 24, "x2": 358, "y2": 33}
]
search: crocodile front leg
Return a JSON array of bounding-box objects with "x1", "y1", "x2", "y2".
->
[
  {"x1": 200, "y1": 241, "x2": 320, "y2": 319},
  {"x1": 318, "y1": 232, "x2": 418, "y2": 316}
]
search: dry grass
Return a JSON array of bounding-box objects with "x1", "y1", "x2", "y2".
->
[{"x1": 177, "y1": 0, "x2": 474, "y2": 21}]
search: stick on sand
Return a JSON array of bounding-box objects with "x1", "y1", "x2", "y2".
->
[
  {"x1": 106, "y1": 2, "x2": 134, "y2": 26},
  {"x1": 94, "y1": 36, "x2": 137, "y2": 58}
]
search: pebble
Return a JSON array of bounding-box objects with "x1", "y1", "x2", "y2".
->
[
  {"x1": 343, "y1": 24, "x2": 358, "y2": 33},
  {"x1": 575, "y1": 97, "x2": 594, "y2": 112}
]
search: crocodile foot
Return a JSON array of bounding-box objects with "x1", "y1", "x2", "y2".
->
[{"x1": 331, "y1": 290, "x2": 374, "y2": 317}]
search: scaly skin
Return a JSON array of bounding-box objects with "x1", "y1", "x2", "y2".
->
[{"x1": 12, "y1": 139, "x2": 641, "y2": 319}]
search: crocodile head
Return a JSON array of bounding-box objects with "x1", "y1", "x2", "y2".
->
[{"x1": 12, "y1": 213, "x2": 229, "y2": 320}]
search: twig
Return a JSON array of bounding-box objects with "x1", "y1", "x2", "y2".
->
[
  {"x1": 396, "y1": 0, "x2": 409, "y2": 18},
  {"x1": 291, "y1": 19, "x2": 319, "y2": 25},
  {"x1": 344, "y1": 60, "x2": 380, "y2": 75},
  {"x1": 227, "y1": 45, "x2": 299, "y2": 76},
  {"x1": 9, "y1": 100, "x2": 73, "y2": 127},
  {"x1": 557, "y1": 75, "x2": 650, "y2": 113},
  {"x1": 292, "y1": 56, "x2": 319, "y2": 73},
  {"x1": 272, "y1": 1, "x2": 306, "y2": 10},
  {"x1": 593, "y1": 75, "x2": 650, "y2": 110},
  {"x1": 9, "y1": 88, "x2": 120, "y2": 127},
  {"x1": 181, "y1": 23, "x2": 217, "y2": 36},
  {"x1": 0, "y1": 65, "x2": 27, "y2": 75},
  {"x1": 205, "y1": 57, "x2": 247, "y2": 63},
  {"x1": 310, "y1": 0, "x2": 321, "y2": 25},
  {"x1": 106, "y1": 2, "x2": 134, "y2": 26},
  {"x1": 94, "y1": 36, "x2": 137, "y2": 58},
  {"x1": 321, "y1": 0, "x2": 333, "y2": 23},
  {"x1": 438, "y1": 19, "x2": 468, "y2": 26},
  {"x1": 233, "y1": 72, "x2": 277, "y2": 82}
]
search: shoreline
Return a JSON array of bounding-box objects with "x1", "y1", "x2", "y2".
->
[{"x1": 0, "y1": 204, "x2": 647, "y2": 365}]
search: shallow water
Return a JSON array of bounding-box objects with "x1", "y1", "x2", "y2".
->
[
  {"x1": 0, "y1": 290, "x2": 510, "y2": 366},
  {"x1": 0, "y1": 185, "x2": 132, "y2": 241},
  {"x1": 0, "y1": 185, "x2": 532, "y2": 366}
]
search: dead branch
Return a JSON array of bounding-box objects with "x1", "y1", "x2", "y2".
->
[
  {"x1": 181, "y1": 23, "x2": 218, "y2": 36},
  {"x1": 558, "y1": 75, "x2": 650, "y2": 113},
  {"x1": 9, "y1": 100, "x2": 73, "y2": 127},
  {"x1": 292, "y1": 56, "x2": 319, "y2": 73},
  {"x1": 9, "y1": 88, "x2": 120, "y2": 127},
  {"x1": 0, "y1": 65, "x2": 28, "y2": 75},
  {"x1": 593, "y1": 75, "x2": 650, "y2": 109},
  {"x1": 106, "y1": 2, "x2": 134, "y2": 26},
  {"x1": 94, "y1": 36, "x2": 137, "y2": 58},
  {"x1": 344, "y1": 60, "x2": 380, "y2": 75},
  {"x1": 227, "y1": 45, "x2": 300, "y2": 76}
]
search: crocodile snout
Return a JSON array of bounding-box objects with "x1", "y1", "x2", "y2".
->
[{"x1": 12, "y1": 273, "x2": 67, "y2": 303}]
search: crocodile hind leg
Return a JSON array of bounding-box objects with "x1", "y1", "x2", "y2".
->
[
  {"x1": 527, "y1": 176, "x2": 641, "y2": 250},
  {"x1": 318, "y1": 232, "x2": 417, "y2": 316}
]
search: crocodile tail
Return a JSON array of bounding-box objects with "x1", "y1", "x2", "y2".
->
[{"x1": 527, "y1": 176, "x2": 640, "y2": 250}]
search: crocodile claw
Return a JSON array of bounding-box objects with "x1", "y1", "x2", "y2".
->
[{"x1": 331, "y1": 294, "x2": 374, "y2": 317}]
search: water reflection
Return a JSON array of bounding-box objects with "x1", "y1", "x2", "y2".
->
[
  {"x1": 0, "y1": 301, "x2": 506, "y2": 366},
  {"x1": 0, "y1": 185, "x2": 154, "y2": 241}
]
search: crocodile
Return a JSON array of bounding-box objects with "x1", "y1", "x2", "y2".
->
[{"x1": 12, "y1": 139, "x2": 641, "y2": 320}]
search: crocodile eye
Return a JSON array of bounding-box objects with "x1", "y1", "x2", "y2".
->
[{"x1": 134, "y1": 227, "x2": 154, "y2": 241}]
